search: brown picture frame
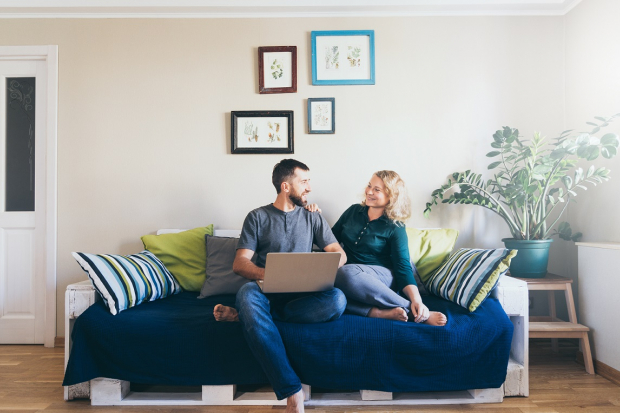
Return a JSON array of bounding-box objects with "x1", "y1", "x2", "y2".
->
[{"x1": 258, "y1": 46, "x2": 297, "y2": 94}]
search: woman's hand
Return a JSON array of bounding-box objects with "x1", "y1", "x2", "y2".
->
[
  {"x1": 410, "y1": 298, "x2": 429, "y2": 323},
  {"x1": 304, "y1": 203, "x2": 322, "y2": 213},
  {"x1": 402, "y1": 284, "x2": 429, "y2": 323}
]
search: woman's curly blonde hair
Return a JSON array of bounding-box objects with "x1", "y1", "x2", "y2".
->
[{"x1": 362, "y1": 170, "x2": 412, "y2": 225}]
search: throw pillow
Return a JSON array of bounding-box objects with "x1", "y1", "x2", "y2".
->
[
  {"x1": 141, "y1": 225, "x2": 214, "y2": 291},
  {"x1": 410, "y1": 259, "x2": 428, "y2": 295},
  {"x1": 198, "y1": 235, "x2": 252, "y2": 298},
  {"x1": 406, "y1": 228, "x2": 459, "y2": 285},
  {"x1": 425, "y1": 248, "x2": 517, "y2": 312},
  {"x1": 72, "y1": 250, "x2": 181, "y2": 315}
]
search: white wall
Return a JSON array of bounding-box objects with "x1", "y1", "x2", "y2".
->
[
  {"x1": 565, "y1": 0, "x2": 620, "y2": 244},
  {"x1": 0, "y1": 16, "x2": 565, "y2": 337},
  {"x1": 564, "y1": 0, "x2": 620, "y2": 371},
  {"x1": 577, "y1": 245, "x2": 620, "y2": 371}
]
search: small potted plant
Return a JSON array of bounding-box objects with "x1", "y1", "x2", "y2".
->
[{"x1": 424, "y1": 115, "x2": 619, "y2": 278}]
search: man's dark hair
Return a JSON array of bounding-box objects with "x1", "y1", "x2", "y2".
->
[{"x1": 272, "y1": 159, "x2": 310, "y2": 193}]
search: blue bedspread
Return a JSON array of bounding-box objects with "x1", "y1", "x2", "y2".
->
[{"x1": 63, "y1": 292, "x2": 513, "y2": 392}]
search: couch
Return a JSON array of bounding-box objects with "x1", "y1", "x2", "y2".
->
[{"x1": 63, "y1": 229, "x2": 529, "y2": 407}]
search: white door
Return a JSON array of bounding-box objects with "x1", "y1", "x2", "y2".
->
[{"x1": 0, "y1": 59, "x2": 48, "y2": 344}]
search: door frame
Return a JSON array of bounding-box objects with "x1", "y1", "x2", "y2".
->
[{"x1": 0, "y1": 45, "x2": 58, "y2": 348}]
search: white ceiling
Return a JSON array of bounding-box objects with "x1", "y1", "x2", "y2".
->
[{"x1": 0, "y1": 0, "x2": 584, "y2": 18}]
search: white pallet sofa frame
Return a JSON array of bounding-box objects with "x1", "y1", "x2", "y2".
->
[{"x1": 64, "y1": 229, "x2": 529, "y2": 406}]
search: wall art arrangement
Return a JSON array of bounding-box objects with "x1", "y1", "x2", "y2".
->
[
  {"x1": 231, "y1": 111, "x2": 294, "y2": 154},
  {"x1": 307, "y1": 98, "x2": 335, "y2": 134},
  {"x1": 311, "y1": 30, "x2": 375, "y2": 85},
  {"x1": 259, "y1": 46, "x2": 297, "y2": 94},
  {"x1": 230, "y1": 31, "x2": 374, "y2": 154}
]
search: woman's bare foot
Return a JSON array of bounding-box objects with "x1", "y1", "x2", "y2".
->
[
  {"x1": 424, "y1": 311, "x2": 447, "y2": 326},
  {"x1": 213, "y1": 304, "x2": 239, "y2": 322},
  {"x1": 368, "y1": 307, "x2": 408, "y2": 322}
]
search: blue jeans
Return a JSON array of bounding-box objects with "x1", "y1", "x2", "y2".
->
[
  {"x1": 235, "y1": 282, "x2": 346, "y2": 400},
  {"x1": 335, "y1": 264, "x2": 411, "y2": 316}
]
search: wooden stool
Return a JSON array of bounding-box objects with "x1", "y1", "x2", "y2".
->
[{"x1": 512, "y1": 273, "x2": 595, "y2": 374}]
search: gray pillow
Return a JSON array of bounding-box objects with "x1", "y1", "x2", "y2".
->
[
  {"x1": 198, "y1": 235, "x2": 251, "y2": 298},
  {"x1": 411, "y1": 259, "x2": 428, "y2": 296}
]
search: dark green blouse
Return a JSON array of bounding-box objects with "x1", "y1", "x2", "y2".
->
[{"x1": 331, "y1": 204, "x2": 416, "y2": 292}]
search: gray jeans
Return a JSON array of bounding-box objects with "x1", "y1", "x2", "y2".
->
[{"x1": 334, "y1": 264, "x2": 411, "y2": 317}]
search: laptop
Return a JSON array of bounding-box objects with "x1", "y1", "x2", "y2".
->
[{"x1": 256, "y1": 252, "x2": 341, "y2": 293}]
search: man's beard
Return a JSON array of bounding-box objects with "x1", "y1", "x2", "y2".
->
[{"x1": 289, "y1": 190, "x2": 308, "y2": 207}]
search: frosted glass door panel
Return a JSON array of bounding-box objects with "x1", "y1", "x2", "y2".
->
[{"x1": 5, "y1": 77, "x2": 35, "y2": 212}]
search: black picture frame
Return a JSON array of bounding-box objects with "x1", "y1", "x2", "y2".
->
[
  {"x1": 307, "y1": 98, "x2": 335, "y2": 134},
  {"x1": 231, "y1": 111, "x2": 294, "y2": 154}
]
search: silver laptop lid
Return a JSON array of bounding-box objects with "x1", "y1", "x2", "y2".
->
[{"x1": 260, "y1": 252, "x2": 340, "y2": 293}]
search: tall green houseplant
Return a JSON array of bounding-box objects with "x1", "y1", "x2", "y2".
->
[{"x1": 424, "y1": 115, "x2": 620, "y2": 277}]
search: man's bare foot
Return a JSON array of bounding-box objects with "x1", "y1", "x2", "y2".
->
[
  {"x1": 213, "y1": 304, "x2": 239, "y2": 322},
  {"x1": 424, "y1": 311, "x2": 447, "y2": 326},
  {"x1": 285, "y1": 389, "x2": 305, "y2": 413},
  {"x1": 368, "y1": 307, "x2": 408, "y2": 322}
]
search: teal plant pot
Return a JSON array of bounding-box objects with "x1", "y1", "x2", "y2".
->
[{"x1": 501, "y1": 238, "x2": 553, "y2": 278}]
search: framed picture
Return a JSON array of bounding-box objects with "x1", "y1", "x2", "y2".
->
[
  {"x1": 231, "y1": 111, "x2": 294, "y2": 154},
  {"x1": 307, "y1": 98, "x2": 335, "y2": 134},
  {"x1": 311, "y1": 30, "x2": 375, "y2": 86},
  {"x1": 258, "y1": 46, "x2": 297, "y2": 94}
]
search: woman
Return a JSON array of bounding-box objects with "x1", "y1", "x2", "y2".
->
[{"x1": 327, "y1": 171, "x2": 446, "y2": 326}]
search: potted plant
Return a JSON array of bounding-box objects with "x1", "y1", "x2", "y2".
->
[{"x1": 424, "y1": 115, "x2": 620, "y2": 278}]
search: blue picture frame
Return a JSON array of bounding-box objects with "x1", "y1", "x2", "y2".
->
[{"x1": 311, "y1": 30, "x2": 375, "y2": 86}]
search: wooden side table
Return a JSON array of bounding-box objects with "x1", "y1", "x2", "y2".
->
[{"x1": 512, "y1": 273, "x2": 595, "y2": 374}]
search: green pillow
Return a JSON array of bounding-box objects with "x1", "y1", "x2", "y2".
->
[
  {"x1": 141, "y1": 225, "x2": 214, "y2": 291},
  {"x1": 406, "y1": 228, "x2": 459, "y2": 285}
]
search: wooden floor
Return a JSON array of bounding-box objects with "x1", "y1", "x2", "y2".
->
[{"x1": 1, "y1": 340, "x2": 619, "y2": 412}]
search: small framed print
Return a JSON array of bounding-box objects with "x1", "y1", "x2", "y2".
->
[
  {"x1": 308, "y1": 98, "x2": 335, "y2": 134},
  {"x1": 231, "y1": 111, "x2": 294, "y2": 154},
  {"x1": 259, "y1": 46, "x2": 297, "y2": 94},
  {"x1": 311, "y1": 30, "x2": 375, "y2": 85}
]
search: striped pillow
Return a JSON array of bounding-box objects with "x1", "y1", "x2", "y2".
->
[
  {"x1": 425, "y1": 248, "x2": 517, "y2": 312},
  {"x1": 72, "y1": 250, "x2": 182, "y2": 315}
]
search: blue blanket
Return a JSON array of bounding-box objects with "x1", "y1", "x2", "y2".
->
[{"x1": 63, "y1": 292, "x2": 513, "y2": 392}]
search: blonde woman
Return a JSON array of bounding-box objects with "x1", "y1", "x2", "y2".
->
[{"x1": 328, "y1": 171, "x2": 447, "y2": 326}]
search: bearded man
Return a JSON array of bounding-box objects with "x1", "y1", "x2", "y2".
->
[{"x1": 213, "y1": 158, "x2": 346, "y2": 413}]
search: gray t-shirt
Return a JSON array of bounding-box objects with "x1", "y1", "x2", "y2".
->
[{"x1": 237, "y1": 204, "x2": 338, "y2": 268}]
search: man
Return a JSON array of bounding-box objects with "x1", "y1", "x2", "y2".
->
[{"x1": 213, "y1": 159, "x2": 347, "y2": 413}]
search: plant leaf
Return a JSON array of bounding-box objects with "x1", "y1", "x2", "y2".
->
[
  {"x1": 602, "y1": 133, "x2": 620, "y2": 148},
  {"x1": 602, "y1": 146, "x2": 617, "y2": 158}
]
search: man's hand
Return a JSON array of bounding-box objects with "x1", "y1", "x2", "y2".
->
[
  {"x1": 232, "y1": 249, "x2": 265, "y2": 280},
  {"x1": 304, "y1": 203, "x2": 322, "y2": 213},
  {"x1": 324, "y1": 242, "x2": 347, "y2": 268}
]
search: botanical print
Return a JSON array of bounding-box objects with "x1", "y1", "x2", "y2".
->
[
  {"x1": 271, "y1": 58, "x2": 283, "y2": 80},
  {"x1": 325, "y1": 46, "x2": 339, "y2": 69},
  {"x1": 267, "y1": 121, "x2": 281, "y2": 143},
  {"x1": 237, "y1": 116, "x2": 289, "y2": 149},
  {"x1": 262, "y1": 50, "x2": 293, "y2": 90},
  {"x1": 347, "y1": 46, "x2": 362, "y2": 68},
  {"x1": 313, "y1": 32, "x2": 374, "y2": 84},
  {"x1": 313, "y1": 104, "x2": 330, "y2": 127},
  {"x1": 244, "y1": 120, "x2": 258, "y2": 142}
]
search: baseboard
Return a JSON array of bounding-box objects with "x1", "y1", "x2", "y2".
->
[
  {"x1": 577, "y1": 351, "x2": 620, "y2": 386},
  {"x1": 55, "y1": 336, "x2": 64, "y2": 348}
]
